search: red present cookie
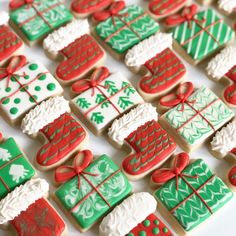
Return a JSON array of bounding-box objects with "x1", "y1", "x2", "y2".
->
[{"x1": 43, "y1": 19, "x2": 105, "y2": 84}]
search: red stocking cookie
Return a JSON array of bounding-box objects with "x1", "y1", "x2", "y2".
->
[
  {"x1": 43, "y1": 19, "x2": 105, "y2": 84},
  {"x1": 207, "y1": 45, "x2": 236, "y2": 108},
  {"x1": 21, "y1": 96, "x2": 88, "y2": 171},
  {"x1": 125, "y1": 32, "x2": 186, "y2": 101},
  {"x1": 108, "y1": 103, "x2": 176, "y2": 180},
  {"x1": 71, "y1": 67, "x2": 143, "y2": 135},
  {"x1": 0, "y1": 12, "x2": 23, "y2": 66}
]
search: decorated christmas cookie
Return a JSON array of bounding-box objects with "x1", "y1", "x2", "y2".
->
[
  {"x1": 9, "y1": 0, "x2": 73, "y2": 46},
  {"x1": 43, "y1": 19, "x2": 105, "y2": 84},
  {"x1": 125, "y1": 32, "x2": 186, "y2": 101},
  {"x1": 210, "y1": 119, "x2": 236, "y2": 162},
  {"x1": 227, "y1": 166, "x2": 236, "y2": 190},
  {"x1": 108, "y1": 103, "x2": 176, "y2": 180},
  {"x1": 152, "y1": 152, "x2": 233, "y2": 236},
  {"x1": 147, "y1": 0, "x2": 188, "y2": 19},
  {"x1": 165, "y1": 4, "x2": 235, "y2": 65},
  {"x1": 21, "y1": 96, "x2": 88, "y2": 171},
  {"x1": 158, "y1": 82, "x2": 234, "y2": 152},
  {"x1": 71, "y1": 0, "x2": 113, "y2": 18},
  {"x1": 218, "y1": 0, "x2": 236, "y2": 15},
  {"x1": 0, "y1": 55, "x2": 63, "y2": 125},
  {"x1": 0, "y1": 12, "x2": 23, "y2": 66},
  {"x1": 206, "y1": 45, "x2": 236, "y2": 108},
  {"x1": 94, "y1": 1, "x2": 159, "y2": 57},
  {"x1": 0, "y1": 178, "x2": 67, "y2": 236},
  {"x1": 71, "y1": 67, "x2": 143, "y2": 135},
  {"x1": 54, "y1": 150, "x2": 132, "y2": 232},
  {"x1": 0, "y1": 137, "x2": 35, "y2": 200}
]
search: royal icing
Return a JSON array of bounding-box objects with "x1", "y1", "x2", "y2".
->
[
  {"x1": 207, "y1": 45, "x2": 236, "y2": 80},
  {"x1": 218, "y1": 0, "x2": 236, "y2": 14},
  {"x1": 153, "y1": 153, "x2": 233, "y2": 232},
  {"x1": 228, "y1": 166, "x2": 236, "y2": 187},
  {"x1": 211, "y1": 119, "x2": 236, "y2": 157},
  {"x1": 0, "y1": 178, "x2": 49, "y2": 224},
  {"x1": 0, "y1": 11, "x2": 9, "y2": 25},
  {"x1": 9, "y1": 0, "x2": 72, "y2": 42},
  {"x1": 43, "y1": 19, "x2": 90, "y2": 55},
  {"x1": 108, "y1": 103, "x2": 157, "y2": 146},
  {"x1": 99, "y1": 192, "x2": 157, "y2": 236},
  {"x1": 72, "y1": 67, "x2": 144, "y2": 134},
  {"x1": 21, "y1": 96, "x2": 70, "y2": 135},
  {"x1": 125, "y1": 32, "x2": 173, "y2": 67},
  {"x1": 55, "y1": 153, "x2": 132, "y2": 231}
]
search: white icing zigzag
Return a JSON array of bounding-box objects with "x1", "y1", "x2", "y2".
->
[
  {"x1": 108, "y1": 103, "x2": 157, "y2": 146},
  {"x1": 0, "y1": 178, "x2": 49, "y2": 224},
  {"x1": 125, "y1": 33, "x2": 173, "y2": 67},
  {"x1": 43, "y1": 19, "x2": 90, "y2": 55},
  {"x1": 218, "y1": 0, "x2": 236, "y2": 14},
  {"x1": 21, "y1": 96, "x2": 70, "y2": 135},
  {"x1": 99, "y1": 192, "x2": 157, "y2": 236},
  {"x1": 207, "y1": 45, "x2": 236, "y2": 80},
  {"x1": 0, "y1": 11, "x2": 9, "y2": 25},
  {"x1": 211, "y1": 119, "x2": 236, "y2": 156}
]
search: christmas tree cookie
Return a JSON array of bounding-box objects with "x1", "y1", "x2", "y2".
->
[
  {"x1": 125, "y1": 32, "x2": 186, "y2": 101},
  {"x1": 147, "y1": 0, "x2": 188, "y2": 20},
  {"x1": 210, "y1": 119, "x2": 236, "y2": 162},
  {"x1": 71, "y1": 67, "x2": 143, "y2": 135},
  {"x1": 71, "y1": 0, "x2": 113, "y2": 18},
  {"x1": 158, "y1": 81, "x2": 234, "y2": 152},
  {"x1": 165, "y1": 4, "x2": 235, "y2": 65},
  {"x1": 0, "y1": 12, "x2": 23, "y2": 66},
  {"x1": 54, "y1": 150, "x2": 132, "y2": 232},
  {"x1": 206, "y1": 45, "x2": 236, "y2": 108},
  {"x1": 0, "y1": 55, "x2": 63, "y2": 125},
  {"x1": 21, "y1": 96, "x2": 88, "y2": 171},
  {"x1": 9, "y1": 0, "x2": 73, "y2": 46},
  {"x1": 0, "y1": 136, "x2": 35, "y2": 200},
  {"x1": 152, "y1": 152, "x2": 233, "y2": 236},
  {"x1": 93, "y1": 1, "x2": 159, "y2": 57},
  {"x1": 0, "y1": 178, "x2": 67, "y2": 236},
  {"x1": 218, "y1": 0, "x2": 236, "y2": 15},
  {"x1": 108, "y1": 103, "x2": 176, "y2": 180},
  {"x1": 43, "y1": 19, "x2": 105, "y2": 84}
]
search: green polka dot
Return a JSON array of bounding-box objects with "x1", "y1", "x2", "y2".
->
[
  {"x1": 163, "y1": 228, "x2": 168, "y2": 233},
  {"x1": 5, "y1": 87, "x2": 11, "y2": 92},
  {"x1": 152, "y1": 228, "x2": 159, "y2": 234},
  {"x1": 14, "y1": 98, "x2": 21, "y2": 104},
  {"x1": 35, "y1": 86, "x2": 41, "y2": 91},
  {"x1": 47, "y1": 83, "x2": 56, "y2": 91},
  {"x1": 29, "y1": 64, "x2": 38, "y2": 70},
  {"x1": 20, "y1": 85, "x2": 28, "y2": 92},
  {"x1": 139, "y1": 231, "x2": 146, "y2": 236},
  {"x1": 29, "y1": 95, "x2": 38, "y2": 103},
  {"x1": 10, "y1": 107, "x2": 18, "y2": 115},
  {"x1": 127, "y1": 234, "x2": 134, "y2": 236},
  {"x1": 24, "y1": 75, "x2": 30, "y2": 80},
  {"x1": 10, "y1": 76, "x2": 17, "y2": 82},
  {"x1": 1, "y1": 97, "x2": 10, "y2": 105},
  {"x1": 154, "y1": 220, "x2": 159, "y2": 225},
  {"x1": 143, "y1": 220, "x2": 150, "y2": 227},
  {"x1": 38, "y1": 74, "x2": 46, "y2": 81}
]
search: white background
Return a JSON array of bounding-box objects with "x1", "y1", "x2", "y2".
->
[{"x1": 1, "y1": 0, "x2": 236, "y2": 235}]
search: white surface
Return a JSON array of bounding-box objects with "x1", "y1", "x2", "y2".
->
[{"x1": 1, "y1": 0, "x2": 236, "y2": 235}]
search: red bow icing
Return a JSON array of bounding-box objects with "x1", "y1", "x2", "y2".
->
[
  {"x1": 93, "y1": 1, "x2": 127, "y2": 25},
  {"x1": 55, "y1": 150, "x2": 98, "y2": 189},
  {"x1": 160, "y1": 82, "x2": 195, "y2": 111},
  {"x1": 72, "y1": 67, "x2": 110, "y2": 96},
  {"x1": 151, "y1": 152, "x2": 198, "y2": 190},
  {"x1": 0, "y1": 55, "x2": 27, "y2": 88},
  {"x1": 9, "y1": 0, "x2": 38, "y2": 9}
]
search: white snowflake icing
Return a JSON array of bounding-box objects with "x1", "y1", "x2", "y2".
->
[
  {"x1": 9, "y1": 164, "x2": 29, "y2": 183},
  {"x1": 0, "y1": 148, "x2": 11, "y2": 162}
]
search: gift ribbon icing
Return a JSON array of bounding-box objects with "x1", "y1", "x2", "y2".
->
[
  {"x1": 152, "y1": 152, "x2": 214, "y2": 214},
  {"x1": 160, "y1": 82, "x2": 217, "y2": 132}
]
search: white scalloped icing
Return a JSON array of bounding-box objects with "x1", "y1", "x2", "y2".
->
[
  {"x1": 21, "y1": 96, "x2": 70, "y2": 135},
  {"x1": 0, "y1": 178, "x2": 49, "y2": 224},
  {"x1": 218, "y1": 0, "x2": 236, "y2": 13},
  {"x1": 108, "y1": 103, "x2": 157, "y2": 146},
  {"x1": 0, "y1": 11, "x2": 9, "y2": 25},
  {"x1": 43, "y1": 19, "x2": 90, "y2": 55},
  {"x1": 207, "y1": 45, "x2": 236, "y2": 80},
  {"x1": 99, "y1": 192, "x2": 157, "y2": 236},
  {"x1": 125, "y1": 33, "x2": 173, "y2": 67},
  {"x1": 211, "y1": 119, "x2": 236, "y2": 156}
]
